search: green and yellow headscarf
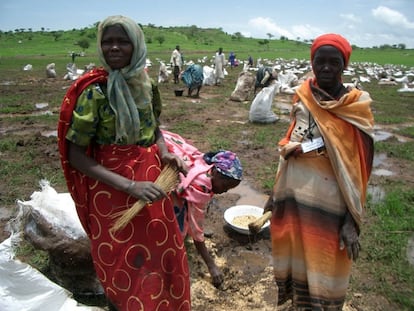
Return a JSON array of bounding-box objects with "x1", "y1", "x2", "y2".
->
[{"x1": 97, "y1": 15, "x2": 152, "y2": 144}]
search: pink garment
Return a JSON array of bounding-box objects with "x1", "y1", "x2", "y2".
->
[{"x1": 162, "y1": 130, "x2": 213, "y2": 242}]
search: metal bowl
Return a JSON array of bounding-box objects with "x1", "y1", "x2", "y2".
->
[{"x1": 224, "y1": 205, "x2": 269, "y2": 235}]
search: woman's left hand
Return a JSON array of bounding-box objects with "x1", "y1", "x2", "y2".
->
[
  {"x1": 339, "y1": 212, "x2": 361, "y2": 261},
  {"x1": 161, "y1": 152, "x2": 189, "y2": 176}
]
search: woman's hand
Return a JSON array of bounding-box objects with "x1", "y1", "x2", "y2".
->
[
  {"x1": 155, "y1": 128, "x2": 189, "y2": 176},
  {"x1": 279, "y1": 142, "x2": 302, "y2": 160},
  {"x1": 284, "y1": 145, "x2": 303, "y2": 160},
  {"x1": 160, "y1": 152, "x2": 189, "y2": 176},
  {"x1": 208, "y1": 263, "x2": 224, "y2": 288},
  {"x1": 339, "y1": 212, "x2": 361, "y2": 261},
  {"x1": 126, "y1": 181, "x2": 167, "y2": 203},
  {"x1": 263, "y1": 194, "x2": 277, "y2": 214},
  {"x1": 194, "y1": 240, "x2": 224, "y2": 288}
]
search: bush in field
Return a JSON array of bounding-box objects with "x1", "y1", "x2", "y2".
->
[
  {"x1": 155, "y1": 35, "x2": 165, "y2": 46},
  {"x1": 76, "y1": 39, "x2": 90, "y2": 51}
]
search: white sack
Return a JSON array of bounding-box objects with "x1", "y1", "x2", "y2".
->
[
  {"x1": 16, "y1": 180, "x2": 86, "y2": 240},
  {"x1": 203, "y1": 65, "x2": 216, "y2": 85},
  {"x1": 249, "y1": 83, "x2": 280, "y2": 123},
  {"x1": 230, "y1": 71, "x2": 255, "y2": 102}
]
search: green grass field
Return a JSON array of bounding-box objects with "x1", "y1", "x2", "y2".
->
[{"x1": 1, "y1": 25, "x2": 413, "y2": 68}]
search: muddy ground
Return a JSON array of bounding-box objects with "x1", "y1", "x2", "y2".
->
[{"x1": 1, "y1": 69, "x2": 413, "y2": 311}]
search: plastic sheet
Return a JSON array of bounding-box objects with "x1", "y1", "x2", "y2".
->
[{"x1": 0, "y1": 236, "x2": 102, "y2": 311}]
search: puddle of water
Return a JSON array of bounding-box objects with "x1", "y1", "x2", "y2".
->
[
  {"x1": 372, "y1": 168, "x2": 394, "y2": 176},
  {"x1": 228, "y1": 181, "x2": 269, "y2": 208},
  {"x1": 41, "y1": 130, "x2": 58, "y2": 138},
  {"x1": 35, "y1": 103, "x2": 49, "y2": 109},
  {"x1": 0, "y1": 81, "x2": 15, "y2": 86},
  {"x1": 372, "y1": 153, "x2": 395, "y2": 176},
  {"x1": 374, "y1": 127, "x2": 413, "y2": 143},
  {"x1": 40, "y1": 110, "x2": 53, "y2": 116},
  {"x1": 373, "y1": 153, "x2": 389, "y2": 167},
  {"x1": 374, "y1": 130, "x2": 393, "y2": 142}
]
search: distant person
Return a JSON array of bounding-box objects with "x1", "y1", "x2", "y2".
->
[
  {"x1": 228, "y1": 51, "x2": 236, "y2": 68},
  {"x1": 181, "y1": 63, "x2": 204, "y2": 97},
  {"x1": 170, "y1": 45, "x2": 182, "y2": 84},
  {"x1": 162, "y1": 130, "x2": 243, "y2": 288},
  {"x1": 248, "y1": 55, "x2": 254, "y2": 67},
  {"x1": 214, "y1": 47, "x2": 225, "y2": 85},
  {"x1": 71, "y1": 51, "x2": 77, "y2": 63},
  {"x1": 255, "y1": 66, "x2": 278, "y2": 94}
]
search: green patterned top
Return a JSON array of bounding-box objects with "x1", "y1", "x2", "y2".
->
[{"x1": 66, "y1": 81, "x2": 162, "y2": 147}]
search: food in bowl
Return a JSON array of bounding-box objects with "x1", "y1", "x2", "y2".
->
[
  {"x1": 231, "y1": 215, "x2": 258, "y2": 229},
  {"x1": 224, "y1": 205, "x2": 269, "y2": 235}
]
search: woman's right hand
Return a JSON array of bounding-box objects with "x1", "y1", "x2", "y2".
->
[
  {"x1": 209, "y1": 264, "x2": 224, "y2": 288},
  {"x1": 126, "y1": 181, "x2": 167, "y2": 203},
  {"x1": 263, "y1": 194, "x2": 277, "y2": 214},
  {"x1": 279, "y1": 142, "x2": 302, "y2": 160}
]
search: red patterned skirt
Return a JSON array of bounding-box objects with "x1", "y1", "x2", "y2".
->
[{"x1": 79, "y1": 144, "x2": 191, "y2": 311}]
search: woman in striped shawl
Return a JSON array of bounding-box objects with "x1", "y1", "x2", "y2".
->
[{"x1": 264, "y1": 33, "x2": 374, "y2": 310}]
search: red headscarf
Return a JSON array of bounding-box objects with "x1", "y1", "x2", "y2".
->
[{"x1": 311, "y1": 33, "x2": 352, "y2": 67}]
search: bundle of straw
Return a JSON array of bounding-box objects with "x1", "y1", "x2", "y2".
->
[{"x1": 110, "y1": 164, "x2": 179, "y2": 234}]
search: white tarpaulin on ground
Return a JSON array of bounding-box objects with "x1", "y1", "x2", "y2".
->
[{"x1": 0, "y1": 235, "x2": 102, "y2": 311}]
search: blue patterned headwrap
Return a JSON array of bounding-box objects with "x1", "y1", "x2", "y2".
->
[{"x1": 203, "y1": 150, "x2": 243, "y2": 180}]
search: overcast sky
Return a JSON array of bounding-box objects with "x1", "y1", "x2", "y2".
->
[{"x1": 1, "y1": 0, "x2": 413, "y2": 48}]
